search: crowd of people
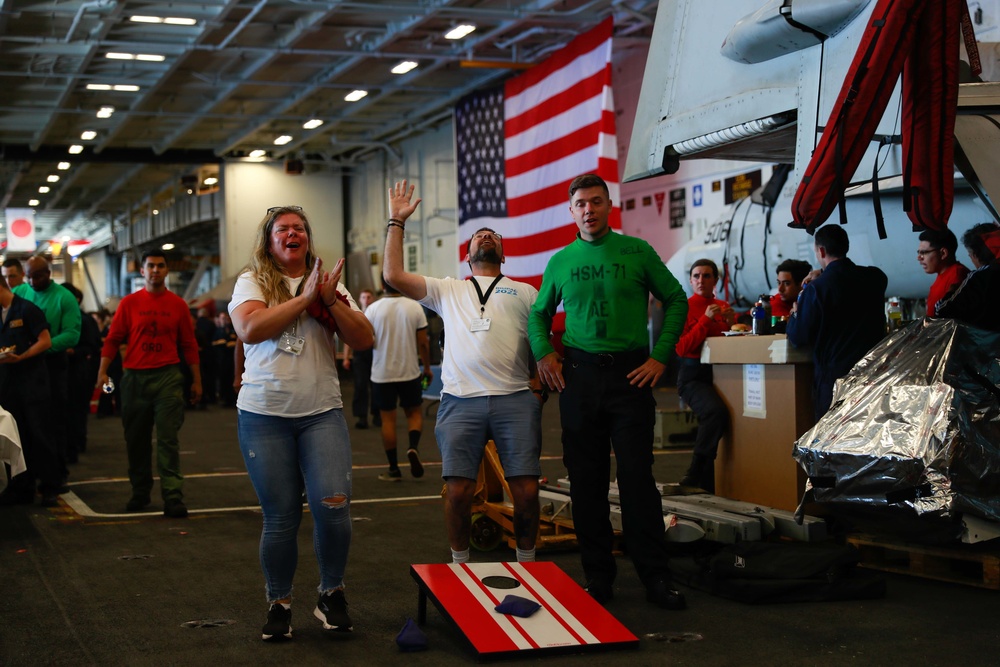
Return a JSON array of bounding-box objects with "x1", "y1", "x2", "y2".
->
[{"x1": 3, "y1": 174, "x2": 999, "y2": 644}]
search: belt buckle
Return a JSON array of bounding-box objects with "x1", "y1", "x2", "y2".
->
[{"x1": 597, "y1": 353, "x2": 614, "y2": 368}]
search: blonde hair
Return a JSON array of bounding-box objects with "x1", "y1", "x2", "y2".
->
[{"x1": 243, "y1": 207, "x2": 315, "y2": 306}]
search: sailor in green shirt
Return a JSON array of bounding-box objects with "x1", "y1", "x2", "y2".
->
[
  {"x1": 15, "y1": 256, "x2": 82, "y2": 478},
  {"x1": 528, "y1": 173, "x2": 688, "y2": 611}
]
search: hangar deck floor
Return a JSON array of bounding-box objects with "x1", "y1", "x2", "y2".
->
[{"x1": 3, "y1": 379, "x2": 998, "y2": 665}]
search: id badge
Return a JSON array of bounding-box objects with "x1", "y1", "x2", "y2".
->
[
  {"x1": 279, "y1": 331, "x2": 306, "y2": 355},
  {"x1": 470, "y1": 317, "x2": 491, "y2": 332}
]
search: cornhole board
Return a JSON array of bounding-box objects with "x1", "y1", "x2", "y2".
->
[{"x1": 410, "y1": 561, "x2": 639, "y2": 659}]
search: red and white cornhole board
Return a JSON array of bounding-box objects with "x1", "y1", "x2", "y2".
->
[{"x1": 410, "y1": 562, "x2": 638, "y2": 658}]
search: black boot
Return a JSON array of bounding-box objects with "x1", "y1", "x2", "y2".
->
[
  {"x1": 699, "y1": 456, "x2": 716, "y2": 494},
  {"x1": 679, "y1": 454, "x2": 709, "y2": 489}
]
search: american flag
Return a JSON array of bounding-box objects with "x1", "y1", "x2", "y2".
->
[{"x1": 455, "y1": 17, "x2": 621, "y2": 287}]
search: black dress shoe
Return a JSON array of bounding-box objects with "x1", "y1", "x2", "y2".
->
[
  {"x1": 584, "y1": 579, "x2": 614, "y2": 605},
  {"x1": 125, "y1": 496, "x2": 151, "y2": 512},
  {"x1": 646, "y1": 578, "x2": 686, "y2": 610},
  {"x1": 163, "y1": 499, "x2": 189, "y2": 518}
]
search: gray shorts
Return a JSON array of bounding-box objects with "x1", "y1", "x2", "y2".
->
[{"x1": 434, "y1": 390, "x2": 542, "y2": 480}]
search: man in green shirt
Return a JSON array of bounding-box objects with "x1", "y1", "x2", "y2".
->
[
  {"x1": 14, "y1": 256, "x2": 82, "y2": 478},
  {"x1": 529, "y1": 173, "x2": 689, "y2": 611}
]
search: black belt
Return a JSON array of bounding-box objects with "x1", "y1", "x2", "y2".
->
[{"x1": 563, "y1": 347, "x2": 648, "y2": 368}]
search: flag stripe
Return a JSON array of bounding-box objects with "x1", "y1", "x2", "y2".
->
[
  {"x1": 505, "y1": 65, "x2": 611, "y2": 139},
  {"x1": 508, "y1": 128, "x2": 618, "y2": 206},
  {"x1": 507, "y1": 108, "x2": 617, "y2": 178},
  {"x1": 504, "y1": 17, "x2": 614, "y2": 97}
]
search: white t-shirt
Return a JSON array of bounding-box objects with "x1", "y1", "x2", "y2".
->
[
  {"x1": 366, "y1": 295, "x2": 428, "y2": 383},
  {"x1": 229, "y1": 272, "x2": 361, "y2": 417},
  {"x1": 420, "y1": 275, "x2": 537, "y2": 398}
]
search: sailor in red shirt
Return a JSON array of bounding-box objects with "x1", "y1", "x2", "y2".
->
[
  {"x1": 917, "y1": 228, "x2": 970, "y2": 315},
  {"x1": 769, "y1": 259, "x2": 812, "y2": 319},
  {"x1": 674, "y1": 259, "x2": 734, "y2": 493},
  {"x1": 97, "y1": 250, "x2": 201, "y2": 518}
]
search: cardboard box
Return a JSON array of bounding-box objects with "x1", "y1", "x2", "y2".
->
[
  {"x1": 701, "y1": 334, "x2": 812, "y2": 365},
  {"x1": 653, "y1": 408, "x2": 697, "y2": 449}
]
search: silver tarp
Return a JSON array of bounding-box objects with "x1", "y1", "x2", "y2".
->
[{"x1": 793, "y1": 318, "x2": 1000, "y2": 539}]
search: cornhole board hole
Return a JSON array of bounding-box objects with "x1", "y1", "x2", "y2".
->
[{"x1": 410, "y1": 561, "x2": 638, "y2": 659}]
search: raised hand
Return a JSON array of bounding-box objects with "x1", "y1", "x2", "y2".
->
[{"x1": 388, "y1": 179, "x2": 422, "y2": 222}]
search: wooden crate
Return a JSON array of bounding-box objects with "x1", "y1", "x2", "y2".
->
[{"x1": 847, "y1": 534, "x2": 1000, "y2": 590}]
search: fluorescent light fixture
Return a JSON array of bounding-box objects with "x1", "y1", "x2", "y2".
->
[
  {"x1": 186, "y1": 189, "x2": 193, "y2": 195},
  {"x1": 274, "y1": 135, "x2": 293, "y2": 146},
  {"x1": 248, "y1": 149, "x2": 266, "y2": 159},
  {"x1": 97, "y1": 106, "x2": 115, "y2": 118},
  {"x1": 203, "y1": 176, "x2": 219, "y2": 185},
  {"x1": 58, "y1": 162, "x2": 71, "y2": 170},
  {"x1": 38, "y1": 186, "x2": 50, "y2": 194},
  {"x1": 81, "y1": 130, "x2": 97, "y2": 140},
  {"x1": 28, "y1": 199, "x2": 39, "y2": 206},
  {"x1": 47, "y1": 175, "x2": 60, "y2": 183},
  {"x1": 106, "y1": 52, "x2": 166, "y2": 62},
  {"x1": 153, "y1": 210, "x2": 159, "y2": 215},
  {"x1": 344, "y1": 90, "x2": 368, "y2": 102},
  {"x1": 86, "y1": 84, "x2": 140, "y2": 92},
  {"x1": 445, "y1": 24, "x2": 476, "y2": 40},
  {"x1": 162, "y1": 243, "x2": 175, "y2": 250},
  {"x1": 391, "y1": 61, "x2": 419, "y2": 74},
  {"x1": 68, "y1": 145, "x2": 84, "y2": 154},
  {"x1": 302, "y1": 119, "x2": 324, "y2": 130},
  {"x1": 130, "y1": 16, "x2": 196, "y2": 26}
]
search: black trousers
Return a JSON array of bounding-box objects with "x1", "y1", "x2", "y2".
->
[
  {"x1": 45, "y1": 353, "x2": 69, "y2": 480},
  {"x1": 559, "y1": 347, "x2": 672, "y2": 588},
  {"x1": 2, "y1": 375, "x2": 59, "y2": 496},
  {"x1": 676, "y1": 359, "x2": 729, "y2": 460},
  {"x1": 350, "y1": 349, "x2": 376, "y2": 421}
]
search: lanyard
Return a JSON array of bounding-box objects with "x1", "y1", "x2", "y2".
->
[{"x1": 471, "y1": 274, "x2": 504, "y2": 318}]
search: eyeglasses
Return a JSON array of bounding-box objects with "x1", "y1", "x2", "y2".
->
[
  {"x1": 472, "y1": 230, "x2": 502, "y2": 242},
  {"x1": 267, "y1": 205, "x2": 303, "y2": 214},
  {"x1": 916, "y1": 248, "x2": 940, "y2": 257}
]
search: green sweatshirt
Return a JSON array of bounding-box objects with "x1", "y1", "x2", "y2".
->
[
  {"x1": 12, "y1": 282, "x2": 82, "y2": 353},
  {"x1": 528, "y1": 231, "x2": 687, "y2": 364}
]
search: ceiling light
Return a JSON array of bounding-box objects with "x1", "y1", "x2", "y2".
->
[
  {"x1": 136, "y1": 54, "x2": 166, "y2": 62},
  {"x1": 445, "y1": 24, "x2": 476, "y2": 40},
  {"x1": 105, "y1": 52, "x2": 165, "y2": 62},
  {"x1": 186, "y1": 189, "x2": 193, "y2": 195},
  {"x1": 344, "y1": 90, "x2": 368, "y2": 102},
  {"x1": 97, "y1": 106, "x2": 115, "y2": 118},
  {"x1": 38, "y1": 186, "x2": 50, "y2": 194},
  {"x1": 68, "y1": 145, "x2": 84, "y2": 154},
  {"x1": 28, "y1": 199, "x2": 39, "y2": 207},
  {"x1": 248, "y1": 149, "x2": 266, "y2": 159},
  {"x1": 106, "y1": 52, "x2": 134, "y2": 60},
  {"x1": 303, "y1": 119, "x2": 324, "y2": 130},
  {"x1": 47, "y1": 175, "x2": 60, "y2": 183},
  {"x1": 153, "y1": 210, "x2": 159, "y2": 216},
  {"x1": 391, "y1": 61, "x2": 419, "y2": 74},
  {"x1": 113, "y1": 84, "x2": 140, "y2": 92},
  {"x1": 58, "y1": 162, "x2": 71, "y2": 170},
  {"x1": 162, "y1": 243, "x2": 175, "y2": 250},
  {"x1": 273, "y1": 135, "x2": 293, "y2": 146},
  {"x1": 87, "y1": 84, "x2": 112, "y2": 91},
  {"x1": 81, "y1": 130, "x2": 97, "y2": 141},
  {"x1": 203, "y1": 177, "x2": 219, "y2": 185},
  {"x1": 130, "y1": 16, "x2": 196, "y2": 26}
]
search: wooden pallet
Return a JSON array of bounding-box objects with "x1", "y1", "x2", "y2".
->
[{"x1": 847, "y1": 534, "x2": 1000, "y2": 590}]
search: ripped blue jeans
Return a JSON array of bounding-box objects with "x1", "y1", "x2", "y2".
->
[{"x1": 237, "y1": 408, "x2": 352, "y2": 602}]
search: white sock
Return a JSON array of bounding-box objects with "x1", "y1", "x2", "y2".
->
[
  {"x1": 516, "y1": 548, "x2": 536, "y2": 563},
  {"x1": 451, "y1": 548, "x2": 470, "y2": 564}
]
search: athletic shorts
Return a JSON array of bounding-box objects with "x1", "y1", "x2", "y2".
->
[
  {"x1": 372, "y1": 377, "x2": 423, "y2": 411},
  {"x1": 434, "y1": 390, "x2": 542, "y2": 480}
]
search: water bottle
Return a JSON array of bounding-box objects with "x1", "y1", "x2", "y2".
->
[
  {"x1": 887, "y1": 299, "x2": 902, "y2": 333},
  {"x1": 102, "y1": 378, "x2": 115, "y2": 394},
  {"x1": 751, "y1": 298, "x2": 769, "y2": 335}
]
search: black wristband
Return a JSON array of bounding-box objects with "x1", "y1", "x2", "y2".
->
[{"x1": 387, "y1": 221, "x2": 405, "y2": 231}]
